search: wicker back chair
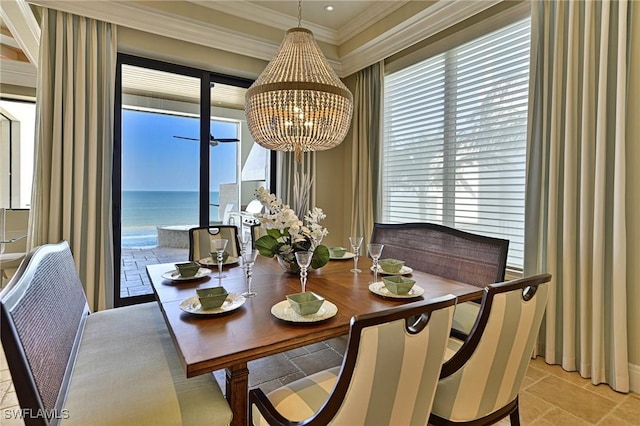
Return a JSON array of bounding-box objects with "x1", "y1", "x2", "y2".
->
[
  {"x1": 1, "y1": 242, "x2": 88, "y2": 419},
  {"x1": 1, "y1": 241, "x2": 232, "y2": 425},
  {"x1": 370, "y1": 222, "x2": 509, "y2": 287}
]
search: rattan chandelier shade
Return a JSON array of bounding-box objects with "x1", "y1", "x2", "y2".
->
[{"x1": 245, "y1": 28, "x2": 353, "y2": 161}]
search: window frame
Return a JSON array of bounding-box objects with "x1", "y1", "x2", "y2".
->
[{"x1": 113, "y1": 53, "x2": 257, "y2": 307}]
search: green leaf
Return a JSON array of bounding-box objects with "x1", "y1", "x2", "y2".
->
[
  {"x1": 266, "y1": 228, "x2": 282, "y2": 239},
  {"x1": 255, "y1": 235, "x2": 278, "y2": 257},
  {"x1": 311, "y1": 245, "x2": 330, "y2": 269}
]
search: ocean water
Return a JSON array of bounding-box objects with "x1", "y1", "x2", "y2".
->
[{"x1": 121, "y1": 190, "x2": 219, "y2": 247}]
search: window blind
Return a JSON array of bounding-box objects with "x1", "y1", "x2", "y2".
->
[{"x1": 382, "y1": 18, "x2": 530, "y2": 269}]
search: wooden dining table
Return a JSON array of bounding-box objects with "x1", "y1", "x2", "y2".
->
[{"x1": 146, "y1": 254, "x2": 484, "y2": 426}]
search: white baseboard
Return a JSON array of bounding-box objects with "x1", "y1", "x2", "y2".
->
[{"x1": 630, "y1": 363, "x2": 640, "y2": 393}]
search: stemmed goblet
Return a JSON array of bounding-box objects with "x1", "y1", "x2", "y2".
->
[
  {"x1": 348, "y1": 236, "x2": 364, "y2": 273},
  {"x1": 294, "y1": 251, "x2": 313, "y2": 293},
  {"x1": 367, "y1": 243, "x2": 384, "y2": 284},
  {"x1": 241, "y1": 249, "x2": 258, "y2": 297},
  {"x1": 211, "y1": 238, "x2": 228, "y2": 280},
  {"x1": 239, "y1": 231, "x2": 251, "y2": 268}
]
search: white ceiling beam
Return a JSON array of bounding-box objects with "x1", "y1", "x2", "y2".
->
[
  {"x1": 0, "y1": 58, "x2": 37, "y2": 87},
  {"x1": 0, "y1": 0, "x2": 40, "y2": 65}
]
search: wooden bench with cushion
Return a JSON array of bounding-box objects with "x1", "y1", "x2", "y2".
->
[
  {"x1": 370, "y1": 222, "x2": 509, "y2": 338},
  {"x1": 0, "y1": 241, "x2": 232, "y2": 426}
]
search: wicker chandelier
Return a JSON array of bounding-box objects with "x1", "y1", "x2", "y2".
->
[{"x1": 245, "y1": 3, "x2": 353, "y2": 162}]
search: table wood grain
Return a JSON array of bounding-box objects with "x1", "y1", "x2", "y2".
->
[{"x1": 147, "y1": 255, "x2": 483, "y2": 426}]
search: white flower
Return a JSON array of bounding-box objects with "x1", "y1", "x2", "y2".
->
[{"x1": 254, "y1": 188, "x2": 329, "y2": 256}]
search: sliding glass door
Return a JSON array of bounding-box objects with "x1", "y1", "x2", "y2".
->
[{"x1": 114, "y1": 55, "x2": 257, "y2": 306}]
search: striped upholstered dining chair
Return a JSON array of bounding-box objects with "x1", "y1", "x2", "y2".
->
[
  {"x1": 250, "y1": 295, "x2": 457, "y2": 426},
  {"x1": 430, "y1": 273, "x2": 552, "y2": 426}
]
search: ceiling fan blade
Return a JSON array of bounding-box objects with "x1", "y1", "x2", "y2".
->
[
  {"x1": 173, "y1": 135, "x2": 238, "y2": 144},
  {"x1": 211, "y1": 138, "x2": 240, "y2": 143},
  {"x1": 173, "y1": 135, "x2": 199, "y2": 141}
]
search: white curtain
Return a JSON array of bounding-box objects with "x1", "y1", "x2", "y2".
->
[
  {"x1": 350, "y1": 61, "x2": 383, "y2": 243},
  {"x1": 30, "y1": 9, "x2": 116, "y2": 311},
  {"x1": 524, "y1": 0, "x2": 631, "y2": 392}
]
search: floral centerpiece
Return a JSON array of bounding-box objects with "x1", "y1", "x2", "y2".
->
[{"x1": 253, "y1": 186, "x2": 330, "y2": 273}]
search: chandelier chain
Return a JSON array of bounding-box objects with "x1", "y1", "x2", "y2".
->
[{"x1": 298, "y1": 0, "x2": 302, "y2": 27}]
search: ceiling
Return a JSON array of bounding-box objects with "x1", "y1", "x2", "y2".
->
[
  {"x1": 234, "y1": 1, "x2": 405, "y2": 32},
  {"x1": 1, "y1": 0, "x2": 501, "y2": 104}
]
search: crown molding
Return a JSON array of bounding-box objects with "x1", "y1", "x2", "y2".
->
[
  {"x1": 30, "y1": 0, "x2": 276, "y2": 61},
  {"x1": 336, "y1": 1, "x2": 407, "y2": 45},
  {"x1": 191, "y1": 0, "x2": 408, "y2": 47},
  {"x1": 29, "y1": 0, "x2": 343, "y2": 74},
  {"x1": 0, "y1": 59, "x2": 37, "y2": 88},
  {"x1": 189, "y1": 0, "x2": 337, "y2": 43},
  {"x1": 0, "y1": 0, "x2": 40, "y2": 64},
  {"x1": 27, "y1": 0, "x2": 504, "y2": 78},
  {"x1": 339, "y1": 0, "x2": 502, "y2": 76}
]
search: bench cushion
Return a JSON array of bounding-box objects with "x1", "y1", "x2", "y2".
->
[
  {"x1": 63, "y1": 302, "x2": 232, "y2": 425},
  {"x1": 451, "y1": 301, "x2": 481, "y2": 336}
]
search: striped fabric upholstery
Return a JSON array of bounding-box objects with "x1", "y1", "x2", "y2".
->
[
  {"x1": 431, "y1": 274, "x2": 551, "y2": 424},
  {"x1": 251, "y1": 295, "x2": 456, "y2": 426},
  {"x1": 252, "y1": 367, "x2": 341, "y2": 424}
]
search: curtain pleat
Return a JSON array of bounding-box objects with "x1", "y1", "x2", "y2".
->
[
  {"x1": 277, "y1": 151, "x2": 316, "y2": 211},
  {"x1": 350, "y1": 61, "x2": 383, "y2": 243},
  {"x1": 30, "y1": 9, "x2": 116, "y2": 311},
  {"x1": 524, "y1": 0, "x2": 630, "y2": 392}
]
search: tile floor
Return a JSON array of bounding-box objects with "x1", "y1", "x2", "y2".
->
[
  {"x1": 2, "y1": 339, "x2": 639, "y2": 425},
  {"x1": 120, "y1": 245, "x2": 188, "y2": 298},
  {"x1": 3, "y1": 247, "x2": 639, "y2": 424}
]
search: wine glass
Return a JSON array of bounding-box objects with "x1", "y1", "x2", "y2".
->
[
  {"x1": 241, "y1": 249, "x2": 258, "y2": 297},
  {"x1": 367, "y1": 243, "x2": 384, "y2": 284},
  {"x1": 211, "y1": 238, "x2": 228, "y2": 279},
  {"x1": 294, "y1": 251, "x2": 313, "y2": 293},
  {"x1": 239, "y1": 230, "x2": 251, "y2": 268},
  {"x1": 348, "y1": 236, "x2": 364, "y2": 273}
]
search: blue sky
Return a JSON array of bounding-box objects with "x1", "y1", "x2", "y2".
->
[{"x1": 122, "y1": 109, "x2": 237, "y2": 191}]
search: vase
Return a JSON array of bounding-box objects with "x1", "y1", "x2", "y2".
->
[{"x1": 276, "y1": 255, "x2": 300, "y2": 274}]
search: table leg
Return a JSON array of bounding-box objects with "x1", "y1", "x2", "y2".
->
[{"x1": 226, "y1": 363, "x2": 249, "y2": 426}]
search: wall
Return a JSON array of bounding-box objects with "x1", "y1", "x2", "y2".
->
[
  {"x1": 316, "y1": 73, "x2": 357, "y2": 249},
  {"x1": 118, "y1": 27, "x2": 267, "y2": 80},
  {"x1": 315, "y1": 134, "x2": 348, "y2": 248},
  {"x1": 626, "y1": 2, "x2": 640, "y2": 388}
]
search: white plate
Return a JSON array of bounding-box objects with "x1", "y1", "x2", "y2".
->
[
  {"x1": 368, "y1": 282, "x2": 425, "y2": 299},
  {"x1": 370, "y1": 265, "x2": 414, "y2": 275},
  {"x1": 198, "y1": 256, "x2": 240, "y2": 267},
  {"x1": 330, "y1": 252, "x2": 355, "y2": 260},
  {"x1": 161, "y1": 268, "x2": 212, "y2": 281},
  {"x1": 271, "y1": 300, "x2": 338, "y2": 323},
  {"x1": 179, "y1": 293, "x2": 246, "y2": 315}
]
